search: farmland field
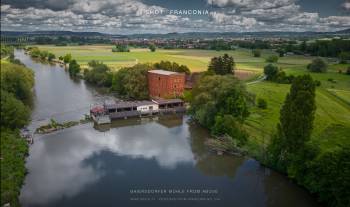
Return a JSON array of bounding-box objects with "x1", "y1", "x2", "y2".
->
[{"x1": 36, "y1": 45, "x2": 313, "y2": 73}]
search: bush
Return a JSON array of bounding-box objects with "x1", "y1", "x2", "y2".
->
[
  {"x1": 303, "y1": 147, "x2": 350, "y2": 207},
  {"x1": 211, "y1": 115, "x2": 247, "y2": 145},
  {"x1": 149, "y1": 44, "x2": 156, "y2": 52},
  {"x1": 307, "y1": 58, "x2": 327, "y2": 73},
  {"x1": 264, "y1": 64, "x2": 279, "y2": 80},
  {"x1": 252, "y1": 49, "x2": 261, "y2": 57},
  {"x1": 208, "y1": 54, "x2": 235, "y2": 75},
  {"x1": 314, "y1": 80, "x2": 321, "y2": 87},
  {"x1": 84, "y1": 61, "x2": 112, "y2": 87},
  {"x1": 266, "y1": 55, "x2": 278, "y2": 63},
  {"x1": 346, "y1": 67, "x2": 350, "y2": 75},
  {"x1": 68, "y1": 59, "x2": 81, "y2": 77},
  {"x1": 257, "y1": 98, "x2": 267, "y2": 109},
  {"x1": 112, "y1": 44, "x2": 129, "y2": 52}
]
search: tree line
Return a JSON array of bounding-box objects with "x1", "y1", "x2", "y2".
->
[{"x1": 1, "y1": 57, "x2": 34, "y2": 206}]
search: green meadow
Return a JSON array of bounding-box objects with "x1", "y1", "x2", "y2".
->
[
  {"x1": 36, "y1": 45, "x2": 311, "y2": 73},
  {"x1": 245, "y1": 71, "x2": 350, "y2": 157},
  {"x1": 35, "y1": 45, "x2": 350, "y2": 156}
]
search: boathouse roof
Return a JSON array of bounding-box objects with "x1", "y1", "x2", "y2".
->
[
  {"x1": 152, "y1": 98, "x2": 183, "y2": 105},
  {"x1": 104, "y1": 100, "x2": 156, "y2": 109}
]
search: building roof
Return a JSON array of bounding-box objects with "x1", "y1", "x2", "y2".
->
[
  {"x1": 104, "y1": 100, "x2": 156, "y2": 109},
  {"x1": 152, "y1": 98, "x2": 183, "y2": 105},
  {"x1": 148, "y1": 70, "x2": 180, "y2": 75}
]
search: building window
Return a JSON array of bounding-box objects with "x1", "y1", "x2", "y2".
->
[{"x1": 158, "y1": 77, "x2": 161, "y2": 81}]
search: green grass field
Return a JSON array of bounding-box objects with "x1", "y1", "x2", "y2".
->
[
  {"x1": 36, "y1": 45, "x2": 313, "y2": 73},
  {"x1": 35, "y1": 45, "x2": 350, "y2": 156},
  {"x1": 245, "y1": 81, "x2": 350, "y2": 156}
]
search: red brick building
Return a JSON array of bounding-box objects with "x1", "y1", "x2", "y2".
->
[{"x1": 148, "y1": 70, "x2": 185, "y2": 98}]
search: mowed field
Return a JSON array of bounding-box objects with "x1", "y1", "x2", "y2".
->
[
  {"x1": 36, "y1": 44, "x2": 312, "y2": 73},
  {"x1": 35, "y1": 45, "x2": 350, "y2": 155},
  {"x1": 245, "y1": 64, "x2": 350, "y2": 157}
]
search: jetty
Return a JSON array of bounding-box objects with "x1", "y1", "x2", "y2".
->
[{"x1": 90, "y1": 99, "x2": 185, "y2": 125}]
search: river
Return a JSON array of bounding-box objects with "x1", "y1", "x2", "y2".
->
[{"x1": 15, "y1": 50, "x2": 321, "y2": 207}]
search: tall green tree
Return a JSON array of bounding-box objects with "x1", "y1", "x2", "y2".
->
[
  {"x1": 63, "y1": 53, "x2": 72, "y2": 64},
  {"x1": 208, "y1": 54, "x2": 235, "y2": 75},
  {"x1": 268, "y1": 75, "x2": 316, "y2": 171},
  {"x1": 68, "y1": 59, "x2": 81, "y2": 77}
]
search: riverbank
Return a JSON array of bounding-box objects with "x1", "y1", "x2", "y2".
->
[{"x1": 1, "y1": 58, "x2": 35, "y2": 206}]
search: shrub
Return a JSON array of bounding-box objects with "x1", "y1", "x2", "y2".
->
[
  {"x1": 264, "y1": 64, "x2": 279, "y2": 80},
  {"x1": 252, "y1": 49, "x2": 261, "y2": 57},
  {"x1": 266, "y1": 55, "x2": 278, "y2": 63},
  {"x1": 314, "y1": 80, "x2": 321, "y2": 87},
  {"x1": 307, "y1": 58, "x2": 327, "y2": 73},
  {"x1": 257, "y1": 98, "x2": 267, "y2": 109}
]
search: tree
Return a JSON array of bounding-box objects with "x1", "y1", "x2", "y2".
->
[
  {"x1": 307, "y1": 58, "x2": 327, "y2": 73},
  {"x1": 266, "y1": 55, "x2": 278, "y2": 63},
  {"x1": 211, "y1": 115, "x2": 247, "y2": 145},
  {"x1": 252, "y1": 49, "x2": 261, "y2": 57},
  {"x1": 338, "y1": 51, "x2": 350, "y2": 64},
  {"x1": 299, "y1": 41, "x2": 307, "y2": 52},
  {"x1": 39, "y1": 50, "x2": 49, "y2": 60},
  {"x1": 190, "y1": 75, "x2": 251, "y2": 144},
  {"x1": 1, "y1": 62, "x2": 34, "y2": 105},
  {"x1": 111, "y1": 67, "x2": 128, "y2": 94},
  {"x1": 208, "y1": 54, "x2": 235, "y2": 75},
  {"x1": 63, "y1": 53, "x2": 72, "y2": 64},
  {"x1": 112, "y1": 44, "x2": 129, "y2": 52},
  {"x1": 48, "y1": 53, "x2": 55, "y2": 61},
  {"x1": 84, "y1": 60, "x2": 112, "y2": 87},
  {"x1": 0, "y1": 90, "x2": 30, "y2": 129},
  {"x1": 68, "y1": 59, "x2": 81, "y2": 77},
  {"x1": 347, "y1": 66, "x2": 350, "y2": 75},
  {"x1": 149, "y1": 44, "x2": 156, "y2": 52},
  {"x1": 123, "y1": 64, "x2": 152, "y2": 99},
  {"x1": 276, "y1": 48, "x2": 285, "y2": 57},
  {"x1": 257, "y1": 98, "x2": 267, "y2": 109},
  {"x1": 268, "y1": 75, "x2": 316, "y2": 171},
  {"x1": 264, "y1": 64, "x2": 279, "y2": 81},
  {"x1": 153, "y1": 61, "x2": 190, "y2": 74}
]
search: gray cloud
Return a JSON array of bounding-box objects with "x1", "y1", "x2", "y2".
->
[
  {"x1": 1, "y1": 0, "x2": 349, "y2": 33},
  {"x1": 342, "y1": 0, "x2": 350, "y2": 11}
]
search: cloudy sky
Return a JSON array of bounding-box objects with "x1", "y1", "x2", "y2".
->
[{"x1": 1, "y1": 0, "x2": 349, "y2": 34}]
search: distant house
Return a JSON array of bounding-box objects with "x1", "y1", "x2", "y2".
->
[{"x1": 148, "y1": 70, "x2": 185, "y2": 98}]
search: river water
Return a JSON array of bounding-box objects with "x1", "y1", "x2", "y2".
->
[{"x1": 15, "y1": 50, "x2": 321, "y2": 207}]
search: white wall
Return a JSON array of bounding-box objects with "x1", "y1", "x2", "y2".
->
[{"x1": 137, "y1": 104, "x2": 159, "y2": 112}]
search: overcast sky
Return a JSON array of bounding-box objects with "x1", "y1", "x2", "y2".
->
[{"x1": 1, "y1": 0, "x2": 349, "y2": 34}]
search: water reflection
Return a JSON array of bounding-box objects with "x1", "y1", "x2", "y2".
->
[
  {"x1": 14, "y1": 50, "x2": 105, "y2": 129},
  {"x1": 20, "y1": 117, "x2": 195, "y2": 206}
]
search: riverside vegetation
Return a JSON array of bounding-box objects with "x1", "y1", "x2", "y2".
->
[{"x1": 1, "y1": 45, "x2": 35, "y2": 206}]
